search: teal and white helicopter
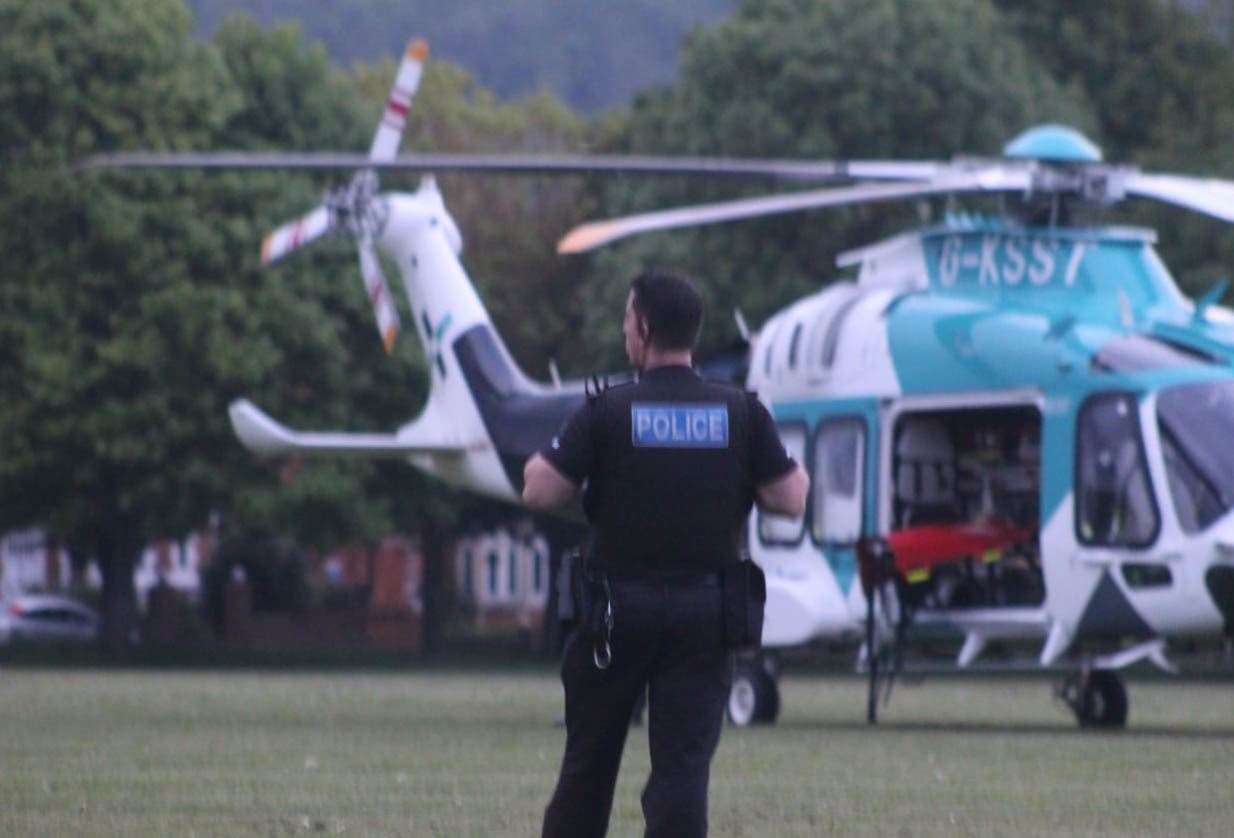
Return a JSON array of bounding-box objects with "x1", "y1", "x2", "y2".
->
[{"x1": 87, "y1": 41, "x2": 1234, "y2": 729}]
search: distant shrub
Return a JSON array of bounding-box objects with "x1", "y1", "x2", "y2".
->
[{"x1": 200, "y1": 533, "x2": 311, "y2": 633}]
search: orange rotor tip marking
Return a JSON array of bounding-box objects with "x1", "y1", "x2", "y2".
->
[
  {"x1": 557, "y1": 223, "x2": 613, "y2": 254},
  {"x1": 382, "y1": 324, "x2": 399, "y2": 354},
  {"x1": 407, "y1": 39, "x2": 429, "y2": 62},
  {"x1": 260, "y1": 234, "x2": 274, "y2": 265}
]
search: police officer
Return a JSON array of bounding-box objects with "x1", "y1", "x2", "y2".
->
[{"x1": 524, "y1": 270, "x2": 808, "y2": 838}]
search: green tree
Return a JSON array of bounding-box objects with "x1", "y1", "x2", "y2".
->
[
  {"x1": 571, "y1": 0, "x2": 1095, "y2": 369},
  {"x1": 0, "y1": 0, "x2": 239, "y2": 652},
  {"x1": 188, "y1": 0, "x2": 736, "y2": 113},
  {"x1": 993, "y1": 0, "x2": 1234, "y2": 293},
  {"x1": 0, "y1": 4, "x2": 426, "y2": 653}
]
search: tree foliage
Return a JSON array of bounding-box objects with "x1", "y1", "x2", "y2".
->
[
  {"x1": 573, "y1": 0, "x2": 1095, "y2": 369},
  {"x1": 188, "y1": 0, "x2": 735, "y2": 113},
  {"x1": 0, "y1": 3, "x2": 425, "y2": 651},
  {"x1": 993, "y1": 0, "x2": 1234, "y2": 292}
]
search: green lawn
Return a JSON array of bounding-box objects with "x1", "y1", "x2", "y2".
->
[{"x1": 1, "y1": 668, "x2": 1232, "y2": 836}]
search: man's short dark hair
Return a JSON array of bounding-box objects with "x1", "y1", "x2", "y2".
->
[{"x1": 629, "y1": 270, "x2": 704, "y2": 351}]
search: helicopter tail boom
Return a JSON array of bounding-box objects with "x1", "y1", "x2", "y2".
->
[{"x1": 228, "y1": 398, "x2": 479, "y2": 458}]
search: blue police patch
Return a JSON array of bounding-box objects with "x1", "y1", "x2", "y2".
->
[{"x1": 631, "y1": 402, "x2": 729, "y2": 448}]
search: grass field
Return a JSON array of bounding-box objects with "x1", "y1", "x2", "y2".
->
[{"x1": 1, "y1": 666, "x2": 1232, "y2": 836}]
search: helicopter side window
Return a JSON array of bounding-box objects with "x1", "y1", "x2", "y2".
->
[
  {"x1": 788, "y1": 323, "x2": 803, "y2": 370},
  {"x1": 761, "y1": 321, "x2": 782, "y2": 377},
  {"x1": 1076, "y1": 393, "x2": 1159, "y2": 547},
  {"x1": 759, "y1": 422, "x2": 808, "y2": 545},
  {"x1": 811, "y1": 418, "x2": 864, "y2": 544},
  {"x1": 822, "y1": 294, "x2": 862, "y2": 369}
]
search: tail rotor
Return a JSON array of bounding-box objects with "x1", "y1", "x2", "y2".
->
[
  {"x1": 260, "y1": 204, "x2": 335, "y2": 265},
  {"x1": 358, "y1": 234, "x2": 401, "y2": 354},
  {"x1": 258, "y1": 38, "x2": 430, "y2": 352},
  {"x1": 370, "y1": 39, "x2": 429, "y2": 162}
]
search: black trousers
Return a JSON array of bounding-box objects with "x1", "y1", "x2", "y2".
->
[{"x1": 542, "y1": 576, "x2": 731, "y2": 838}]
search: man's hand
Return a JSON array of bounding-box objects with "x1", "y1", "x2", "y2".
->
[
  {"x1": 523, "y1": 453, "x2": 581, "y2": 510},
  {"x1": 756, "y1": 463, "x2": 809, "y2": 518}
]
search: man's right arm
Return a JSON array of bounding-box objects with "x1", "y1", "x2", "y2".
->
[
  {"x1": 747, "y1": 393, "x2": 810, "y2": 518},
  {"x1": 522, "y1": 398, "x2": 594, "y2": 511},
  {"x1": 756, "y1": 463, "x2": 809, "y2": 517}
]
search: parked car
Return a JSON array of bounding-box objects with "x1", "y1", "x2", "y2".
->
[{"x1": 0, "y1": 594, "x2": 99, "y2": 645}]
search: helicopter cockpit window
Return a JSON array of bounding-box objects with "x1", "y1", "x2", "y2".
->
[
  {"x1": 1157, "y1": 380, "x2": 1234, "y2": 533},
  {"x1": 759, "y1": 422, "x2": 807, "y2": 545},
  {"x1": 811, "y1": 418, "x2": 864, "y2": 544},
  {"x1": 1076, "y1": 393, "x2": 1159, "y2": 547}
]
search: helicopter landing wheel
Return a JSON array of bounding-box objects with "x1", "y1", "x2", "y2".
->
[
  {"x1": 1059, "y1": 669, "x2": 1128, "y2": 729},
  {"x1": 728, "y1": 658, "x2": 779, "y2": 726}
]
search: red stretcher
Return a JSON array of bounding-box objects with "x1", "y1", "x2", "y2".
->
[
  {"x1": 860, "y1": 520, "x2": 1035, "y2": 591},
  {"x1": 887, "y1": 520, "x2": 1034, "y2": 580}
]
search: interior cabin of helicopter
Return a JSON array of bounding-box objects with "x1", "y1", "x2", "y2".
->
[{"x1": 890, "y1": 404, "x2": 1044, "y2": 610}]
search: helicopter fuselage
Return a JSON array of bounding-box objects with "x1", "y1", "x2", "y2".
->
[{"x1": 747, "y1": 221, "x2": 1234, "y2": 665}]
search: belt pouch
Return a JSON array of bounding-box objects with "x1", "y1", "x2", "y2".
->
[
  {"x1": 557, "y1": 547, "x2": 580, "y2": 623},
  {"x1": 568, "y1": 551, "x2": 608, "y2": 644},
  {"x1": 721, "y1": 560, "x2": 766, "y2": 650}
]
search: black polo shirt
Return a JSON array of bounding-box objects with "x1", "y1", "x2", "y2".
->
[{"x1": 542, "y1": 365, "x2": 795, "y2": 575}]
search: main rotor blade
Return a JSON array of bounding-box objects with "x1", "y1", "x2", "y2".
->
[
  {"x1": 260, "y1": 205, "x2": 334, "y2": 265},
  {"x1": 1126, "y1": 172, "x2": 1234, "y2": 223},
  {"x1": 76, "y1": 151, "x2": 944, "y2": 182},
  {"x1": 358, "y1": 237, "x2": 401, "y2": 353},
  {"x1": 369, "y1": 38, "x2": 428, "y2": 163},
  {"x1": 557, "y1": 169, "x2": 1030, "y2": 254}
]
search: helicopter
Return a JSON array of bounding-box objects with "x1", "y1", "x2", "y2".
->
[{"x1": 83, "y1": 39, "x2": 1234, "y2": 729}]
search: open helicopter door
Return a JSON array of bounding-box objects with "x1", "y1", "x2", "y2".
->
[{"x1": 861, "y1": 392, "x2": 1047, "y2": 721}]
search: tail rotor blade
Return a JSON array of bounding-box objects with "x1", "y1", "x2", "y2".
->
[
  {"x1": 369, "y1": 38, "x2": 429, "y2": 163},
  {"x1": 260, "y1": 205, "x2": 334, "y2": 265},
  {"x1": 358, "y1": 238, "x2": 401, "y2": 353}
]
